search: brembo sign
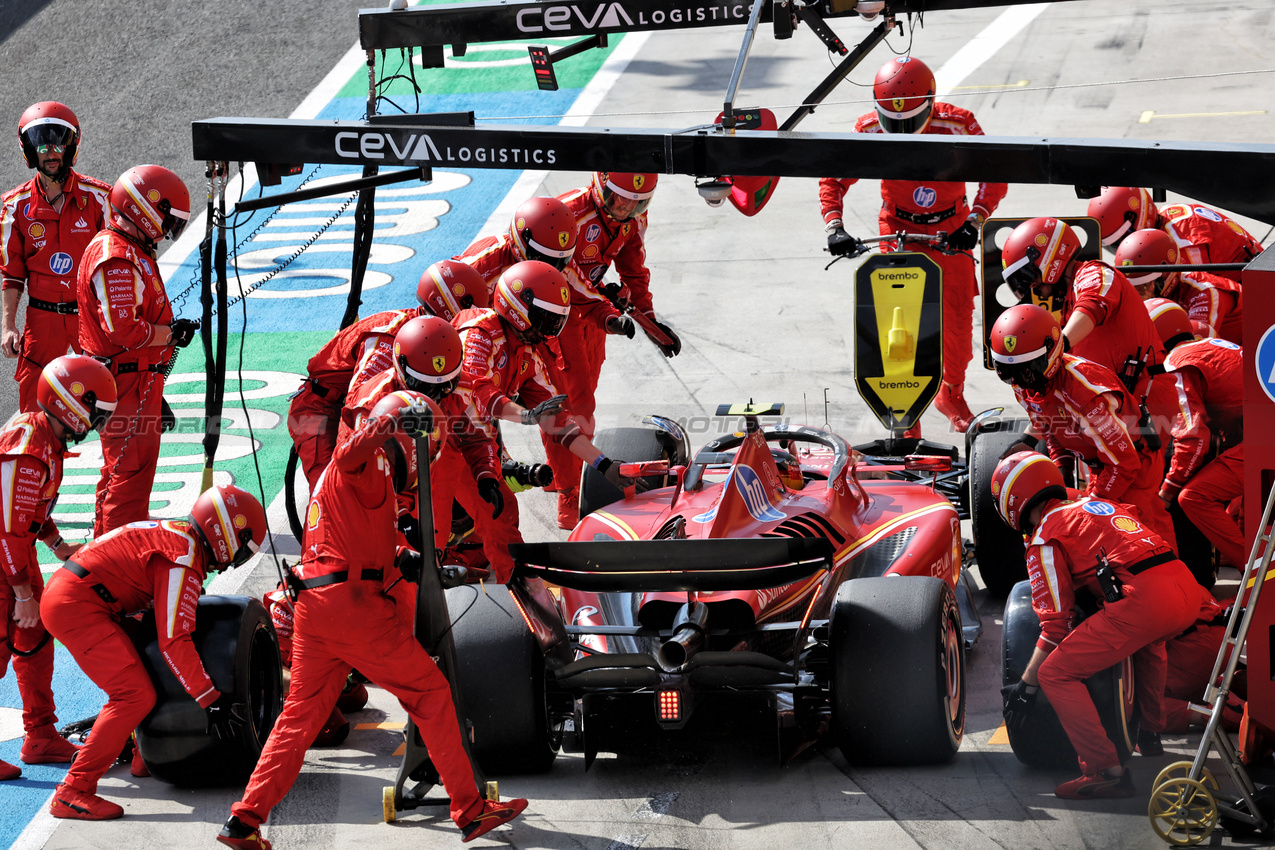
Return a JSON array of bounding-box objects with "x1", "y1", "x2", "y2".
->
[
  {"x1": 335, "y1": 131, "x2": 557, "y2": 166},
  {"x1": 515, "y1": 0, "x2": 755, "y2": 33}
]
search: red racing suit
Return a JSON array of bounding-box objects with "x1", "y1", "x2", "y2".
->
[
  {"x1": 818, "y1": 103, "x2": 1008, "y2": 387},
  {"x1": 231, "y1": 417, "x2": 482, "y2": 830},
  {"x1": 1158, "y1": 202, "x2": 1262, "y2": 283},
  {"x1": 453, "y1": 233, "x2": 519, "y2": 297},
  {"x1": 342, "y1": 368, "x2": 512, "y2": 580},
  {"x1": 1065, "y1": 261, "x2": 1174, "y2": 446},
  {"x1": 77, "y1": 229, "x2": 175, "y2": 535},
  {"x1": 1, "y1": 171, "x2": 110, "y2": 410},
  {"x1": 1026, "y1": 496, "x2": 1199, "y2": 773},
  {"x1": 1163, "y1": 590, "x2": 1234, "y2": 733},
  {"x1": 1165, "y1": 271, "x2": 1243, "y2": 345},
  {"x1": 1162, "y1": 337, "x2": 1246, "y2": 567},
  {"x1": 288, "y1": 309, "x2": 420, "y2": 489},
  {"x1": 40, "y1": 519, "x2": 221, "y2": 794},
  {"x1": 0, "y1": 411, "x2": 68, "y2": 741},
  {"x1": 1013, "y1": 354, "x2": 1176, "y2": 548}
]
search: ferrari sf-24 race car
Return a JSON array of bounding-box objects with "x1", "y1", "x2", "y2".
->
[{"x1": 444, "y1": 403, "x2": 989, "y2": 774}]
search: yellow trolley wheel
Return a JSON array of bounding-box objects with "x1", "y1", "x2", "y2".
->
[
  {"x1": 382, "y1": 786, "x2": 397, "y2": 824},
  {"x1": 1149, "y1": 777, "x2": 1218, "y2": 846},
  {"x1": 1152, "y1": 761, "x2": 1219, "y2": 794},
  {"x1": 484, "y1": 780, "x2": 500, "y2": 801}
]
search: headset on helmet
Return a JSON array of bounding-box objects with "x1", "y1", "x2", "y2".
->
[
  {"x1": 109, "y1": 165, "x2": 190, "y2": 244},
  {"x1": 508, "y1": 196, "x2": 577, "y2": 270},
  {"x1": 591, "y1": 171, "x2": 657, "y2": 222},
  {"x1": 492, "y1": 260, "x2": 572, "y2": 344},
  {"x1": 417, "y1": 260, "x2": 488, "y2": 322},
  {"x1": 1114, "y1": 228, "x2": 1178, "y2": 296},
  {"x1": 369, "y1": 390, "x2": 443, "y2": 493},
  {"x1": 19, "y1": 102, "x2": 80, "y2": 181},
  {"x1": 1001, "y1": 217, "x2": 1081, "y2": 301},
  {"x1": 991, "y1": 451, "x2": 1067, "y2": 533},
  {"x1": 989, "y1": 303, "x2": 1065, "y2": 393},
  {"x1": 1088, "y1": 187, "x2": 1158, "y2": 249},
  {"x1": 190, "y1": 484, "x2": 267, "y2": 569},
  {"x1": 36, "y1": 354, "x2": 117, "y2": 441},
  {"x1": 1145, "y1": 297, "x2": 1195, "y2": 352},
  {"x1": 392, "y1": 315, "x2": 463, "y2": 401},
  {"x1": 873, "y1": 56, "x2": 936, "y2": 134}
]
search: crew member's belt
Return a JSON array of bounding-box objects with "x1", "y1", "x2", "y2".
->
[
  {"x1": 288, "y1": 568, "x2": 384, "y2": 592},
  {"x1": 113, "y1": 361, "x2": 165, "y2": 375},
  {"x1": 62, "y1": 560, "x2": 118, "y2": 605},
  {"x1": 893, "y1": 204, "x2": 957, "y2": 226},
  {"x1": 1124, "y1": 551, "x2": 1177, "y2": 576},
  {"x1": 28, "y1": 298, "x2": 78, "y2": 315}
]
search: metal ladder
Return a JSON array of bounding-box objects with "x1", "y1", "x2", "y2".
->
[{"x1": 1148, "y1": 483, "x2": 1275, "y2": 845}]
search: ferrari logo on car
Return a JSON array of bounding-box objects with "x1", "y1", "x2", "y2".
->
[
  {"x1": 433, "y1": 355, "x2": 446, "y2": 373},
  {"x1": 1003, "y1": 335, "x2": 1017, "y2": 353}
]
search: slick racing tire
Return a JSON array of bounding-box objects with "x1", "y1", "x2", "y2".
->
[
  {"x1": 446, "y1": 582, "x2": 559, "y2": 774},
  {"x1": 830, "y1": 576, "x2": 965, "y2": 766},
  {"x1": 579, "y1": 426, "x2": 672, "y2": 520},
  {"x1": 1000, "y1": 580, "x2": 1137, "y2": 769},
  {"x1": 129, "y1": 596, "x2": 283, "y2": 786},
  {"x1": 969, "y1": 425, "x2": 1030, "y2": 598}
]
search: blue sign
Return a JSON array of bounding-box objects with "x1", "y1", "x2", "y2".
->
[
  {"x1": 913, "y1": 186, "x2": 937, "y2": 208},
  {"x1": 48, "y1": 252, "x2": 73, "y2": 275},
  {"x1": 1257, "y1": 323, "x2": 1275, "y2": 404}
]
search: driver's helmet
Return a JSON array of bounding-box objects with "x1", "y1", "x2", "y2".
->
[
  {"x1": 872, "y1": 56, "x2": 936, "y2": 134},
  {"x1": 989, "y1": 303, "x2": 1065, "y2": 393},
  {"x1": 508, "y1": 196, "x2": 577, "y2": 270},
  {"x1": 190, "y1": 484, "x2": 267, "y2": 570},
  {"x1": 1001, "y1": 217, "x2": 1081, "y2": 301},
  {"x1": 1088, "y1": 186, "x2": 1158, "y2": 249},
  {"x1": 1114, "y1": 228, "x2": 1178, "y2": 298},
  {"x1": 991, "y1": 451, "x2": 1066, "y2": 533},
  {"x1": 590, "y1": 172, "x2": 657, "y2": 222},
  {"x1": 392, "y1": 315, "x2": 463, "y2": 401},
  {"x1": 772, "y1": 450, "x2": 806, "y2": 491},
  {"x1": 417, "y1": 260, "x2": 488, "y2": 321},
  {"x1": 492, "y1": 260, "x2": 571, "y2": 344}
]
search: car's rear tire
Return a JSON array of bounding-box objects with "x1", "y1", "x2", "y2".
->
[
  {"x1": 830, "y1": 576, "x2": 965, "y2": 765},
  {"x1": 969, "y1": 425, "x2": 1030, "y2": 597},
  {"x1": 446, "y1": 583, "x2": 558, "y2": 774},
  {"x1": 131, "y1": 596, "x2": 283, "y2": 787},
  {"x1": 1001, "y1": 579, "x2": 1137, "y2": 768},
  {"x1": 579, "y1": 426, "x2": 671, "y2": 520}
]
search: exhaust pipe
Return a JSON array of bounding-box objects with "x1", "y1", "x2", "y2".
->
[{"x1": 657, "y1": 602, "x2": 709, "y2": 672}]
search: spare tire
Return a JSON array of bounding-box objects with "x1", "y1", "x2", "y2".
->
[
  {"x1": 578, "y1": 426, "x2": 673, "y2": 520},
  {"x1": 129, "y1": 595, "x2": 283, "y2": 787}
]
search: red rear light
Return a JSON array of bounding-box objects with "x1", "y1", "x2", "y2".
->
[
  {"x1": 657, "y1": 689, "x2": 681, "y2": 722},
  {"x1": 903, "y1": 455, "x2": 953, "y2": 472}
]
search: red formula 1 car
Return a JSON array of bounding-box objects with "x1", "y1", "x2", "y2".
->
[{"x1": 444, "y1": 403, "x2": 981, "y2": 773}]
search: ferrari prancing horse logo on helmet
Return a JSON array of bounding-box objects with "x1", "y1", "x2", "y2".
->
[
  {"x1": 558, "y1": 231, "x2": 570, "y2": 248},
  {"x1": 892, "y1": 97, "x2": 906, "y2": 112},
  {"x1": 632, "y1": 174, "x2": 645, "y2": 191},
  {"x1": 432, "y1": 355, "x2": 446, "y2": 373},
  {"x1": 1003, "y1": 335, "x2": 1018, "y2": 354},
  {"x1": 560, "y1": 287, "x2": 569, "y2": 304}
]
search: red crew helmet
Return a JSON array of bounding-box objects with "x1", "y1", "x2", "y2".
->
[
  {"x1": 1145, "y1": 297, "x2": 1195, "y2": 351},
  {"x1": 492, "y1": 260, "x2": 571, "y2": 344},
  {"x1": 991, "y1": 451, "x2": 1067, "y2": 533},
  {"x1": 370, "y1": 390, "x2": 444, "y2": 493},
  {"x1": 508, "y1": 196, "x2": 577, "y2": 270},
  {"x1": 989, "y1": 303, "x2": 1065, "y2": 393},
  {"x1": 1001, "y1": 217, "x2": 1081, "y2": 301},
  {"x1": 37, "y1": 354, "x2": 117, "y2": 440},
  {"x1": 190, "y1": 484, "x2": 268, "y2": 569},
  {"x1": 1087, "y1": 186, "x2": 1158, "y2": 249},
  {"x1": 392, "y1": 315, "x2": 463, "y2": 401},
  {"x1": 873, "y1": 56, "x2": 936, "y2": 134},
  {"x1": 19, "y1": 102, "x2": 80, "y2": 176},
  {"x1": 110, "y1": 165, "x2": 190, "y2": 243},
  {"x1": 417, "y1": 260, "x2": 488, "y2": 322},
  {"x1": 1114, "y1": 228, "x2": 1178, "y2": 296},
  {"x1": 591, "y1": 171, "x2": 657, "y2": 222}
]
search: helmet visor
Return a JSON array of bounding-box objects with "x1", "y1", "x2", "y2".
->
[
  {"x1": 876, "y1": 100, "x2": 933, "y2": 134},
  {"x1": 159, "y1": 200, "x2": 190, "y2": 240},
  {"x1": 23, "y1": 122, "x2": 75, "y2": 154},
  {"x1": 992, "y1": 355, "x2": 1051, "y2": 393},
  {"x1": 600, "y1": 188, "x2": 651, "y2": 222},
  {"x1": 528, "y1": 302, "x2": 568, "y2": 339}
]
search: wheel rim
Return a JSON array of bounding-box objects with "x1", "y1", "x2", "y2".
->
[
  {"x1": 1149, "y1": 777, "x2": 1218, "y2": 846},
  {"x1": 942, "y1": 608, "x2": 964, "y2": 733}
]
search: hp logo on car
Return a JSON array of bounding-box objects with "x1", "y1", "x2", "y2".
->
[{"x1": 735, "y1": 465, "x2": 786, "y2": 522}]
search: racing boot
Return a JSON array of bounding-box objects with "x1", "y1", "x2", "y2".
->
[
  {"x1": 1136, "y1": 730, "x2": 1164, "y2": 757},
  {"x1": 557, "y1": 488, "x2": 580, "y2": 531},
  {"x1": 312, "y1": 706, "x2": 349, "y2": 748},
  {"x1": 935, "y1": 382, "x2": 974, "y2": 434},
  {"x1": 21, "y1": 729, "x2": 80, "y2": 764},
  {"x1": 1054, "y1": 766, "x2": 1135, "y2": 799},
  {"x1": 217, "y1": 815, "x2": 272, "y2": 850},
  {"x1": 902, "y1": 422, "x2": 922, "y2": 440},
  {"x1": 0, "y1": 758, "x2": 19, "y2": 780},
  {"x1": 336, "y1": 677, "x2": 369, "y2": 713},
  {"x1": 130, "y1": 737, "x2": 150, "y2": 778},
  {"x1": 459, "y1": 797, "x2": 528, "y2": 843},
  {"x1": 49, "y1": 784, "x2": 124, "y2": 820}
]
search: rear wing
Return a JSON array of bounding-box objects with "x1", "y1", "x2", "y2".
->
[{"x1": 511, "y1": 538, "x2": 834, "y2": 593}]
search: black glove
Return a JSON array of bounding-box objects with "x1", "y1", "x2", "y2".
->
[
  {"x1": 1001, "y1": 680, "x2": 1039, "y2": 735},
  {"x1": 397, "y1": 513, "x2": 421, "y2": 546},
  {"x1": 648, "y1": 318, "x2": 681, "y2": 358},
  {"x1": 520, "y1": 394, "x2": 567, "y2": 426},
  {"x1": 477, "y1": 477, "x2": 504, "y2": 519},
  {"x1": 606, "y1": 315, "x2": 635, "y2": 338},
  {"x1": 397, "y1": 400, "x2": 434, "y2": 439},
  {"x1": 160, "y1": 398, "x2": 176, "y2": 433},
  {"x1": 946, "y1": 217, "x2": 981, "y2": 251},
  {"x1": 206, "y1": 693, "x2": 246, "y2": 741},
  {"x1": 396, "y1": 547, "x2": 423, "y2": 583},
  {"x1": 999, "y1": 434, "x2": 1038, "y2": 460},
  {"x1": 596, "y1": 457, "x2": 629, "y2": 489},
  {"x1": 826, "y1": 227, "x2": 863, "y2": 258},
  {"x1": 168, "y1": 318, "x2": 200, "y2": 348}
]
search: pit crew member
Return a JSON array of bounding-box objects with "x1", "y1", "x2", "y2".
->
[
  {"x1": 40, "y1": 484, "x2": 266, "y2": 820},
  {"x1": 819, "y1": 56, "x2": 1008, "y2": 433},
  {"x1": 1, "y1": 102, "x2": 111, "y2": 410},
  {"x1": 454, "y1": 195, "x2": 577, "y2": 291},
  {"x1": 1115, "y1": 228, "x2": 1243, "y2": 344}
]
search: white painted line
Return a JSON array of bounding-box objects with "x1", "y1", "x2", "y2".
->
[
  {"x1": 935, "y1": 5, "x2": 1050, "y2": 97},
  {"x1": 10, "y1": 801, "x2": 58, "y2": 850}
]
